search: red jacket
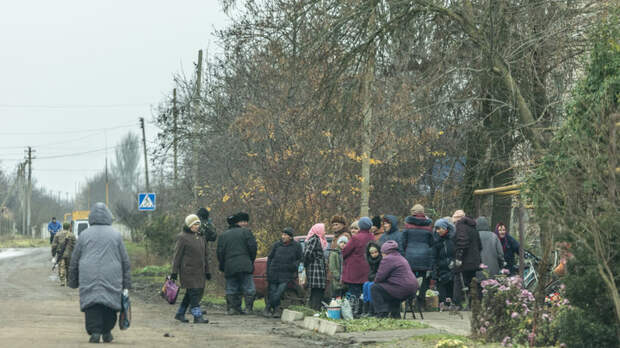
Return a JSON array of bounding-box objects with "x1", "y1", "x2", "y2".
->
[{"x1": 342, "y1": 229, "x2": 374, "y2": 284}]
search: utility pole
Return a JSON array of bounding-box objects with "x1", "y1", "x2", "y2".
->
[
  {"x1": 105, "y1": 129, "x2": 109, "y2": 207},
  {"x1": 191, "y1": 49, "x2": 203, "y2": 204},
  {"x1": 19, "y1": 163, "x2": 26, "y2": 235},
  {"x1": 173, "y1": 88, "x2": 178, "y2": 183},
  {"x1": 25, "y1": 147, "x2": 33, "y2": 238},
  {"x1": 139, "y1": 117, "x2": 150, "y2": 192}
]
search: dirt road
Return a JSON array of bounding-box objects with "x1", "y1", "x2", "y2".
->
[{"x1": 0, "y1": 248, "x2": 351, "y2": 347}]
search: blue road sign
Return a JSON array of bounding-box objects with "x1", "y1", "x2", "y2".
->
[{"x1": 138, "y1": 193, "x2": 156, "y2": 211}]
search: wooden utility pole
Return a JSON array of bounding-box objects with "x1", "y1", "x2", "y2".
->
[
  {"x1": 359, "y1": 7, "x2": 376, "y2": 217},
  {"x1": 192, "y1": 50, "x2": 203, "y2": 204},
  {"x1": 25, "y1": 147, "x2": 33, "y2": 237},
  {"x1": 173, "y1": 88, "x2": 178, "y2": 183},
  {"x1": 20, "y1": 163, "x2": 26, "y2": 235},
  {"x1": 139, "y1": 117, "x2": 150, "y2": 192}
]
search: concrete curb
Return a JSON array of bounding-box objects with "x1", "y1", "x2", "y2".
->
[
  {"x1": 301, "y1": 316, "x2": 344, "y2": 335},
  {"x1": 281, "y1": 309, "x2": 305, "y2": 322}
]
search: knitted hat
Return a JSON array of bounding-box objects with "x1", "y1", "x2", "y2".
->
[
  {"x1": 196, "y1": 207, "x2": 210, "y2": 220},
  {"x1": 283, "y1": 227, "x2": 294, "y2": 238},
  {"x1": 185, "y1": 214, "x2": 201, "y2": 227},
  {"x1": 358, "y1": 217, "x2": 372, "y2": 230},
  {"x1": 380, "y1": 240, "x2": 399, "y2": 254},
  {"x1": 410, "y1": 204, "x2": 425, "y2": 214},
  {"x1": 337, "y1": 236, "x2": 349, "y2": 244},
  {"x1": 330, "y1": 215, "x2": 346, "y2": 225}
]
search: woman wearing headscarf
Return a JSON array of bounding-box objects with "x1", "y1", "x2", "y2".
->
[
  {"x1": 303, "y1": 223, "x2": 328, "y2": 310},
  {"x1": 371, "y1": 240, "x2": 419, "y2": 318},
  {"x1": 342, "y1": 216, "x2": 375, "y2": 317},
  {"x1": 494, "y1": 222, "x2": 520, "y2": 275}
]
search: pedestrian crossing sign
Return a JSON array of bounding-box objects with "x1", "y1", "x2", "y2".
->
[{"x1": 138, "y1": 193, "x2": 156, "y2": 211}]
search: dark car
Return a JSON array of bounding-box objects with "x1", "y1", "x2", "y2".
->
[{"x1": 253, "y1": 235, "x2": 335, "y2": 302}]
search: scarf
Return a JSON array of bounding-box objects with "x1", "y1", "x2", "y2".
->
[{"x1": 306, "y1": 223, "x2": 328, "y2": 249}]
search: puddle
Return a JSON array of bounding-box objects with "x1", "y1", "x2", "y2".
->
[{"x1": 0, "y1": 248, "x2": 30, "y2": 260}]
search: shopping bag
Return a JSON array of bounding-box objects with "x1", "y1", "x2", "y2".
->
[
  {"x1": 119, "y1": 293, "x2": 131, "y2": 330},
  {"x1": 160, "y1": 277, "x2": 179, "y2": 304}
]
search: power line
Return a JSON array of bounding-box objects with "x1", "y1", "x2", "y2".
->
[
  {"x1": 0, "y1": 103, "x2": 150, "y2": 109},
  {"x1": 0, "y1": 123, "x2": 136, "y2": 136}
]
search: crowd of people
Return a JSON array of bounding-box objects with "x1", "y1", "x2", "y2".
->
[{"x1": 60, "y1": 201, "x2": 522, "y2": 343}]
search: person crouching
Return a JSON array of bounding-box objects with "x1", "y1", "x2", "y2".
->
[
  {"x1": 171, "y1": 214, "x2": 210, "y2": 324},
  {"x1": 362, "y1": 241, "x2": 382, "y2": 316},
  {"x1": 371, "y1": 240, "x2": 418, "y2": 318}
]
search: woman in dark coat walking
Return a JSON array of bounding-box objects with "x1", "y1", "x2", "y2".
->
[
  {"x1": 371, "y1": 240, "x2": 419, "y2": 318},
  {"x1": 171, "y1": 214, "x2": 210, "y2": 324},
  {"x1": 495, "y1": 222, "x2": 520, "y2": 275},
  {"x1": 342, "y1": 217, "x2": 375, "y2": 316},
  {"x1": 304, "y1": 223, "x2": 328, "y2": 311}
]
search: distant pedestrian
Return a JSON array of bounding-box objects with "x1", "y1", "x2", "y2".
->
[
  {"x1": 453, "y1": 215, "x2": 481, "y2": 308},
  {"x1": 303, "y1": 223, "x2": 328, "y2": 311},
  {"x1": 342, "y1": 216, "x2": 375, "y2": 317},
  {"x1": 378, "y1": 215, "x2": 401, "y2": 247},
  {"x1": 51, "y1": 222, "x2": 76, "y2": 287},
  {"x1": 170, "y1": 214, "x2": 210, "y2": 324},
  {"x1": 494, "y1": 222, "x2": 520, "y2": 275},
  {"x1": 476, "y1": 217, "x2": 504, "y2": 279},
  {"x1": 329, "y1": 215, "x2": 351, "y2": 250},
  {"x1": 400, "y1": 204, "x2": 434, "y2": 309},
  {"x1": 329, "y1": 236, "x2": 348, "y2": 299},
  {"x1": 362, "y1": 241, "x2": 382, "y2": 316},
  {"x1": 431, "y1": 218, "x2": 456, "y2": 304},
  {"x1": 68, "y1": 203, "x2": 131, "y2": 344},
  {"x1": 48, "y1": 217, "x2": 62, "y2": 244},
  {"x1": 217, "y1": 212, "x2": 258, "y2": 315},
  {"x1": 371, "y1": 240, "x2": 418, "y2": 318},
  {"x1": 264, "y1": 227, "x2": 302, "y2": 317}
]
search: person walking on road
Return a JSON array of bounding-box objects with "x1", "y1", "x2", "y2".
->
[
  {"x1": 453, "y1": 214, "x2": 481, "y2": 308},
  {"x1": 476, "y1": 216, "x2": 505, "y2": 279},
  {"x1": 217, "y1": 212, "x2": 258, "y2": 315},
  {"x1": 51, "y1": 222, "x2": 76, "y2": 287},
  {"x1": 371, "y1": 240, "x2": 419, "y2": 318},
  {"x1": 170, "y1": 214, "x2": 211, "y2": 324},
  {"x1": 303, "y1": 223, "x2": 328, "y2": 311},
  {"x1": 264, "y1": 227, "x2": 302, "y2": 317},
  {"x1": 68, "y1": 203, "x2": 131, "y2": 344},
  {"x1": 48, "y1": 217, "x2": 62, "y2": 244},
  {"x1": 342, "y1": 216, "x2": 375, "y2": 317}
]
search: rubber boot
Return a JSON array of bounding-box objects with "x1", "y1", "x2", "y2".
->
[
  {"x1": 89, "y1": 333, "x2": 101, "y2": 343},
  {"x1": 102, "y1": 332, "x2": 114, "y2": 343},
  {"x1": 191, "y1": 307, "x2": 209, "y2": 323},
  {"x1": 233, "y1": 294, "x2": 244, "y2": 315},
  {"x1": 175, "y1": 303, "x2": 189, "y2": 322},
  {"x1": 226, "y1": 294, "x2": 236, "y2": 315},
  {"x1": 244, "y1": 294, "x2": 255, "y2": 314}
]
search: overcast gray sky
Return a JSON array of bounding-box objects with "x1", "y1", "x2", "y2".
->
[{"x1": 0, "y1": 0, "x2": 228, "y2": 199}]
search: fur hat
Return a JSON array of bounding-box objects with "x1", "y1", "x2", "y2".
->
[
  {"x1": 371, "y1": 215, "x2": 382, "y2": 228},
  {"x1": 358, "y1": 217, "x2": 373, "y2": 230},
  {"x1": 185, "y1": 214, "x2": 201, "y2": 227},
  {"x1": 330, "y1": 215, "x2": 346, "y2": 225},
  {"x1": 283, "y1": 227, "x2": 294, "y2": 238},
  {"x1": 235, "y1": 212, "x2": 250, "y2": 223},
  {"x1": 410, "y1": 204, "x2": 425, "y2": 214},
  {"x1": 196, "y1": 207, "x2": 210, "y2": 220}
]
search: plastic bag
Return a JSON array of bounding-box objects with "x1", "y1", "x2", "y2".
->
[
  {"x1": 341, "y1": 298, "x2": 353, "y2": 320},
  {"x1": 298, "y1": 264, "x2": 307, "y2": 287},
  {"x1": 119, "y1": 293, "x2": 131, "y2": 330}
]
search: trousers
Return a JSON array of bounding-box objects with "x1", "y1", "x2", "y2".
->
[{"x1": 84, "y1": 304, "x2": 117, "y2": 335}]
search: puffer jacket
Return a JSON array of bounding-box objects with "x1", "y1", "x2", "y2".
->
[
  {"x1": 377, "y1": 215, "x2": 402, "y2": 248},
  {"x1": 400, "y1": 214, "x2": 434, "y2": 271},
  {"x1": 432, "y1": 228, "x2": 456, "y2": 284},
  {"x1": 267, "y1": 240, "x2": 302, "y2": 283}
]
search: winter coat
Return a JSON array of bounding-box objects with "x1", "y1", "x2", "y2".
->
[
  {"x1": 68, "y1": 203, "x2": 131, "y2": 312},
  {"x1": 267, "y1": 240, "x2": 302, "y2": 283},
  {"x1": 199, "y1": 219, "x2": 217, "y2": 242},
  {"x1": 476, "y1": 217, "x2": 504, "y2": 278},
  {"x1": 378, "y1": 215, "x2": 402, "y2": 248},
  {"x1": 499, "y1": 234, "x2": 520, "y2": 273},
  {"x1": 366, "y1": 241, "x2": 382, "y2": 282},
  {"x1": 400, "y1": 214, "x2": 434, "y2": 271},
  {"x1": 217, "y1": 226, "x2": 257, "y2": 277},
  {"x1": 51, "y1": 230, "x2": 76, "y2": 259},
  {"x1": 342, "y1": 229, "x2": 374, "y2": 284},
  {"x1": 455, "y1": 216, "x2": 482, "y2": 271},
  {"x1": 303, "y1": 235, "x2": 326, "y2": 289},
  {"x1": 48, "y1": 220, "x2": 62, "y2": 234},
  {"x1": 328, "y1": 248, "x2": 344, "y2": 294},
  {"x1": 374, "y1": 240, "x2": 418, "y2": 300},
  {"x1": 172, "y1": 226, "x2": 209, "y2": 289},
  {"x1": 432, "y1": 228, "x2": 456, "y2": 284}
]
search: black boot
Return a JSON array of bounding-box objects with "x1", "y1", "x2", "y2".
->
[
  {"x1": 175, "y1": 313, "x2": 189, "y2": 323},
  {"x1": 233, "y1": 294, "x2": 244, "y2": 314},
  {"x1": 193, "y1": 315, "x2": 209, "y2": 323},
  {"x1": 368, "y1": 302, "x2": 375, "y2": 317},
  {"x1": 226, "y1": 294, "x2": 237, "y2": 315},
  {"x1": 89, "y1": 333, "x2": 101, "y2": 343},
  {"x1": 102, "y1": 332, "x2": 113, "y2": 343},
  {"x1": 361, "y1": 302, "x2": 370, "y2": 317},
  {"x1": 244, "y1": 294, "x2": 255, "y2": 314}
]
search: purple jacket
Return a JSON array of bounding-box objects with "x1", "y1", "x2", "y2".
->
[
  {"x1": 342, "y1": 229, "x2": 374, "y2": 284},
  {"x1": 375, "y1": 240, "x2": 418, "y2": 300}
]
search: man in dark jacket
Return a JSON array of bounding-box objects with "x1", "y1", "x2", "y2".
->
[
  {"x1": 453, "y1": 215, "x2": 481, "y2": 308},
  {"x1": 431, "y1": 218, "x2": 456, "y2": 304},
  {"x1": 217, "y1": 212, "x2": 257, "y2": 315},
  {"x1": 263, "y1": 227, "x2": 302, "y2": 317},
  {"x1": 400, "y1": 204, "x2": 434, "y2": 309}
]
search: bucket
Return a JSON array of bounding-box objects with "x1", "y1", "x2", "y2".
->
[{"x1": 327, "y1": 306, "x2": 341, "y2": 320}]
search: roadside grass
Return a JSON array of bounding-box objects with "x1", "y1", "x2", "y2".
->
[
  {"x1": 378, "y1": 333, "x2": 522, "y2": 348},
  {"x1": 339, "y1": 317, "x2": 430, "y2": 332},
  {"x1": 287, "y1": 305, "x2": 318, "y2": 316},
  {"x1": 0, "y1": 235, "x2": 48, "y2": 248}
]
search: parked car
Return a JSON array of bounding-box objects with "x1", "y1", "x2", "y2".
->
[{"x1": 253, "y1": 235, "x2": 335, "y2": 302}]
